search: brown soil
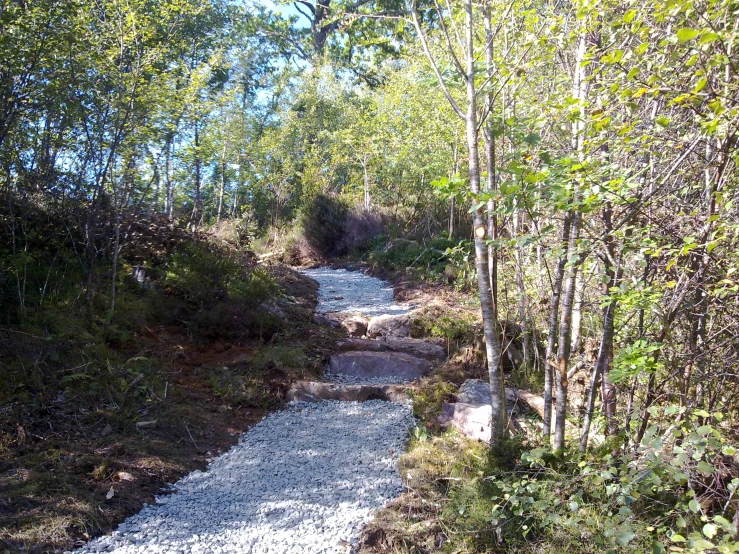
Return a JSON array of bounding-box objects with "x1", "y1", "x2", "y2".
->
[{"x1": 0, "y1": 264, "x2": 335, "y2": 554}]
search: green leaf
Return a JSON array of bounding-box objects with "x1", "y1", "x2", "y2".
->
[
  {"x1": 655, "y1": 116, "x2": 671, "y2": 127},
  {"x1": 618, "y1": 530, "x2": 636, "y2": 547},
  {"x1": 627, "y1": 67, "x2": 640, "y2": 80},
  {"x1": 696, "y1": 461, "x2": 715, "y2": 475},
  {"x1": 623, "y1": 10, "x2": 637, "y2": 23},
  {"x1": 698, "y1": 32, "x2": 719, "y2": 44},
  {"x1": 702, "y1": 523, "x2": 717, "y2": 539},
  {"x1": 676, "y1": 28, "x2": 701, "y2": 42},
  {"x1": 690, "y1": 539, "x2": 715, "y2": 550},
  {"x1": 689, "y1": 499, "x2": 701, "y2": 513}
]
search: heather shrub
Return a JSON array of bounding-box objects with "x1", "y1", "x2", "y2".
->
[
  {"x1": 339, "y1": 207, "x2": 387, "y2": 253},
  {"x1": 299, "y1": 193, "x2": 349, "y2": 257}
]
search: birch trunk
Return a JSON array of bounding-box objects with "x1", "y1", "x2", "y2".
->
[
  {"x1": 553, "y1": 209, "x2": 580, "y2": 452},
  {"x1": 543, "y1": 213, "x2": 570, "y2": 443},
  {"x1": 465, "y1": 0, "x2": 507, "y2": 443}
]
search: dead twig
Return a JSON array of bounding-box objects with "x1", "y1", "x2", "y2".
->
[{"x1": 183, "y1": 419, "x2": 198, "y2": 450}]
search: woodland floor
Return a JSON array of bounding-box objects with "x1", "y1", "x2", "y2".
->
[
  {"x1": 0, "y1": 265, "x2": 343, "y2": 553},
  {"x1": 1, "y1": 260, "x2": 492, "y2": 554}
]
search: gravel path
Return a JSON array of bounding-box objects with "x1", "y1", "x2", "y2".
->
[
  {"x1": 75, "y1": 402, "x2": 413, "y2": 554},
  {"x1": 302, "y1": 268, "x2": 413, "y2": 316},
  {"x1": 73, "y1": 269, "x2": 415, "y2": 554}
]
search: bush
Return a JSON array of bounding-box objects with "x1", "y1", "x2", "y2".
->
[
  {"x1": 367, "y1": 234, "x2": 475, "y2": 287},
  {"x1": 394, "y1": 407, "x2": 739, "y2": 553},
  {"x1": 299, "y1": 193, "x2": 349, "y2": 257},
  {"x1": 163, "y1": 242, "x2": 275, "y2": 308},
  {"x1": 339, "y1": 207, "x2": 387, "y2": 253}
]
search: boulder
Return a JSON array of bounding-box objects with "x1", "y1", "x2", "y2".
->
[
  {"x1": 287, "y1": 380, "x2": 408, "y2": 403},
  {"x1": 437, "y1": 381, "x2": 539, "y2": 441},
  {"x1": 502, "y1": 339, "x2": 524, "y2": 369},
  {"x1": 437, "y1": 402, "x2": 492, "y2": 442},
  {"x1": 329, "y1": 351, "x2": 432, "y2": 381},
  {"x1": 341, "y1": 315, "x2": 368, "y2": 338},
  {"x1": 366, "y1": 313, "x2": 414, "y2": 338},
  {"x1": 457, "y1": 379, "x2": 518, "y2": 408},
  {"x1": 312, "y1": 313, "x2": 341, "y2": 328},
  {"x1": 335, "y1": 337, "x2": 446, "y2": 361}
]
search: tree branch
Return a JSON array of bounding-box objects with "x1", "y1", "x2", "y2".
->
[{"x1": 408, "y1": 0, "x2": 465, "y2": 119}]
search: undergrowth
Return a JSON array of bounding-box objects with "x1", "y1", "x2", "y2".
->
[
  {"x1": 366, "y1": 235, "x2": 476, "y2": 289},
  {"x1": 366, "y1": 409, "x2": 739, "y2": 554}
]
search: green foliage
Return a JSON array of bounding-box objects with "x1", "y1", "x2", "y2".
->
[
  {"x1": 409, "y1": 380, "x2": 457, "y2": 422},
  {"x1": 164, "y1": 242, "x2": 277, "y2": 305},
  {"x1": 403, "y1": 410, "x2": 739, "y2": 553},
  {"x1": 412, "y1": 306, "x2": 478, "y2": 343},
  {"x1": 368, "y1": 235, "x2": 476, "y2": 287}
]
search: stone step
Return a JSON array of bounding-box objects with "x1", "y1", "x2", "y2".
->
[
  {"x1": 329, "y1": 351, "x2": 432, "y2": 381},
  {"x1": 335, "y1": 337, "x2": 446, "y2": 361},
  {"x1": 287, "y1": 380, "x2": 409, "y2": 403},
  {"x1": 366, "y1": 313, "x2": 415, "y2": 338}
]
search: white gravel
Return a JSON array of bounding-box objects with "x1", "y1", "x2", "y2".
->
[
  {"x1": 323, "y1": 371, "x2": 411, "y2": 386},
  {"x1": 302, "y1": 268, "x2": 413, "y2": 316},
  {"x1": 72, "y1": 268, "x2": 417, "y2": 554},
  {"x1": 73, "y1": 402, "x2": 414, "y2": 554}
]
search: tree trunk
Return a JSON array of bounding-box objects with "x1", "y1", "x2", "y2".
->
[
  {"x1": 165, "y1": 137, "x2": 173, "y2": 218},
  {"x1": 363, "y1": 163, "x2": 370, "y2": 210},
  {"x1": 543, "y1": 213, "x2": 571, "y2": 443},
  {"x1": 580, "y1": 206, "x2": 620, "y2": 450},
  {"x1": 570, "y1": 268, "x2": 584, "y2": 353},
  {"x1": 553, "y1": 209, "x2": 580, "y2": 453},
  {"x1": 192, "y1": 122, "x2": 202, "y2": 228},
  {"x1": 466, "y1": 0, "x2": 507, "y2": 443},
  {"x1": 483, "y1": 6, "x2": 498, "y2": 307},
  {"x1": 218, "y1": 156, "x2": 226, "y2": 223}
]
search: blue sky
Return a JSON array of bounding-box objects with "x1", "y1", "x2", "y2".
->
[{"x1": 259, "y1": 0, "x2": 311, "y2": 28}]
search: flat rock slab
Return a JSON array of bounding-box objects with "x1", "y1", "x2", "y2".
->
[
  {"x1": 336, "y1": 337, "x2": 446, "y2": 361},
  {"x1": 329, "y1": 351, "x2": 432, "y2": 381},
  {"x1": 287, "y1": 380, "x2": 408, "y2": 403},
  {"x1": 366, "y1": 313, "x2": 416, "y2": 338}
]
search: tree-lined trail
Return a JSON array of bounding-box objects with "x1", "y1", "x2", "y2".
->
[
  {"x1": 72, "y1": 269, "x2": 437, "y2": 554},
  {"x1": 2, "y1": 0, "x2": 739, "y2": 551}
]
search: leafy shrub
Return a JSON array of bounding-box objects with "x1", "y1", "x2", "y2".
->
[
  {"x1": 367, "y1": 234, "x2": 475, "y2": 287},
  {"x1": 299, "y1": 193, "x2": 349, "y2": 257},
  {"x1": 412, "y1": 305, "x2": 478, "y2": 343},
  {"x1": 398, "y1": 406, "x2": 739, "y2": 553},
  {"x1": 410, "y1": 380, "x2": 457, "y2": 422},
  {"x1": 163, "y1": 243, "x2": 276, "y2": 307}
]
